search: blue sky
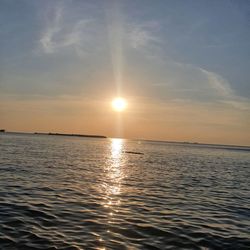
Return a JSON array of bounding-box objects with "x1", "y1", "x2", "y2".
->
[{"x1": 0, "y1": 0, "x2": 250, "y2": 144}]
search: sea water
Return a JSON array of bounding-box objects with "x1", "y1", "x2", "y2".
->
[{"x1": 0, "y1": 133, "x2": 250, "y2": 249}]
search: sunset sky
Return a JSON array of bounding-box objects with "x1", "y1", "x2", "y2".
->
[{"x1": 0, "y1": 0, "x2": 250, "y2": 145}]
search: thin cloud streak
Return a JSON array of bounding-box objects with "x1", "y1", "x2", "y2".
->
[
  {"x1": 200, "y1": 68, "x2": 250, "y2": 110},
  {"x1": 127, "y1": 21, "x2": 161, "y2": 49},
  {"x1": 40, "y1": 4, "x2": 63, "y2": 54},
  {"x1": 39, "y1": 3, "x2": 93, "y2": 55},
  {"x1": 149, "y1": 60, "x2": 249, "y2": 111},
  {"x1": 200, "y1": 68, "x2": 233, "y2": 97}
]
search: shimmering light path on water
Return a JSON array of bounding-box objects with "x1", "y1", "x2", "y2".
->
[{"x1": 0, "y1": 133, "x2": 250, "y2": 249}]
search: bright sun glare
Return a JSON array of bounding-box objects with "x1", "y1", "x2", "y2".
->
[{"x1": 112, "y1": 97, "x2": 127, "y2": 112}]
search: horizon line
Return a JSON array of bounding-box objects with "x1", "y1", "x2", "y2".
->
[{"x1": 1, "y1": 130, "x2": 250, "y2": 149}]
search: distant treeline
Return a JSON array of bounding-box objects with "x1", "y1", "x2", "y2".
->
[{"x1": 34, "y1": 132, "x2": 107, "y2": 138}]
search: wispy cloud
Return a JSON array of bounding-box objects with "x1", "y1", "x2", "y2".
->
[
  {"x1": 127, "y1": 21, "x2": 161, "y2": 49},
  {"x1": 39, "y1": 3, "x2": 93, "y2": 55},
  {"x1": 40, "y1": 4, "x2": 63, "y2": 53},
  {"x1": 200, "y1": 68, "x2": 233, "y2": 97},
  {"x1": 199, "y1": 68, "x2": 249, "y2": 110},
  {"x1": 128, "y1": 22, "x2": 160, "y2": 49},
  {"x1": 149, "y1": 61, "x2": 249, "y2": 111},
  {"x1": 39, "y1": 1, "x2": 162, "y2": 57}
]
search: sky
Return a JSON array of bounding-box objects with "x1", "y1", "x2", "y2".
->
[{"x1": 0, "y1": 0, "x2": 250, "y2": 145}]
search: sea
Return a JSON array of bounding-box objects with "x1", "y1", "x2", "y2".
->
[{"x1": 0, "y1": 133, "x2": 250, "y2": 250}]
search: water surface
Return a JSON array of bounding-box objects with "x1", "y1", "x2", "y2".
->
[{"x1": 0, "y1": 133, "x2": 250, "y2": 249}]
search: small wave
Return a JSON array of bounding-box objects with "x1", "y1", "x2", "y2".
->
[{"x1": 0, "y1": 134, "x2": 249, "y2": 249}]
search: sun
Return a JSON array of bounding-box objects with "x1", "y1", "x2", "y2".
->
[{"x1": 112, "y1": 97, "x2": 127, "y2": 112}]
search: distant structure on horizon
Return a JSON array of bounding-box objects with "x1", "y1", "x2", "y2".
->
[{"x1": 0, "y1": 129, "x2": 5, "y2": 132}]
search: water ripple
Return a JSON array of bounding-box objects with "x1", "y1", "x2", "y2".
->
[{"x1": 0, "y1": 134, "x2": 250, "y2": 249}]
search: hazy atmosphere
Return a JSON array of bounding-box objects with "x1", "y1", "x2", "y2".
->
[
  {"x1": 1, "y1": 2, "x2": 250, "y2": 249},
  {"x1": 1, "y1": 0, "x2": 250, "y2": 145}
]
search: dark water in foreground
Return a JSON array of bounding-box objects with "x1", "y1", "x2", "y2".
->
[{"x1": 0, "y1": 133, "x2": 250, "y2": 250}]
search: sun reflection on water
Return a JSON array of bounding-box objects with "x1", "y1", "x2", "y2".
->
[
  {"x1": 101, "y1": 138, "x2": 126, "y2": 242},
  {"x1": 103, "y1": 138, "x2": 125, "y2": 199},
  {"x1": 111, "y1": 138, "x2": 123, "y2": 160},
  {"x1": 91, "y1": 139, "x2": 127, "y2": 247}
]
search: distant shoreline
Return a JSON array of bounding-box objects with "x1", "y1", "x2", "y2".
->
[
  {"x1": 1, "y1": 130, "x2": 249, "y2": 148},
  {"x1": 34, "y1": 132, "x2": 107, "y2": 139},
  {"x1": 1, "y1": 130, "x2": 106, "y2": 139},
  {"x1": 141, "y1": 139, "x2": 250, "y2": 152}
]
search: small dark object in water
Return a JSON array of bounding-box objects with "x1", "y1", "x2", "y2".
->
[
  {"x1": 0, "y1": 129, "x2": 5, "y2": 132},
  {"x1": 123, "y1": 151, "x2": 144, "y2": 155}
]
